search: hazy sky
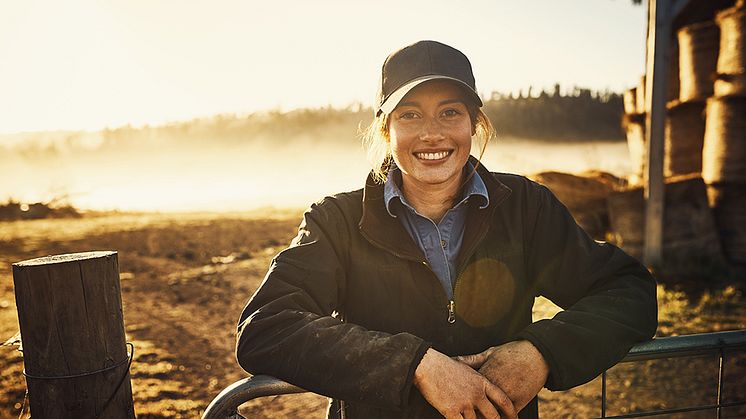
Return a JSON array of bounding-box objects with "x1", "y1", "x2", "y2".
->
[{"x1": 0, "y1": 0, "x2": 647, "y2": 134}]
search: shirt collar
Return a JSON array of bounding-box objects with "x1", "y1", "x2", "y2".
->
[{"x1": 383, "y1": 160, "x2": 490, "y2": 218}]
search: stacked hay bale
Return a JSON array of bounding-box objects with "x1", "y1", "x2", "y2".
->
[
  {"x1": 607, "y1": 175, "x2": 726, "y2": 277},
  {"x1": 623, "y1": 43, "x2": 681, "y2": 185},
  {"x1": 613, "y1": 7, "x2": 736, "y2": 275},
  {"x1": 703, "y1": 1, "x2": 746, "y2": 264},
  {"x1": 622, "y1": 19, "x2": 719, "y2": 181},
  {"x1": 666, "y1": 20, "x2": 719, "y2": 177},
  {"x1": 623, "y1": 84, "x2": 646, "y2": 185}
]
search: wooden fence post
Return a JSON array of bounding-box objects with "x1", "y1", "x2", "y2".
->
[{"x1": 12, "y1": 251, "x2": 135, "y2": 418}]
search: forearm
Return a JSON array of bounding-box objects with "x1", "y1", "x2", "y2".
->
[
  {"x1": 518, "y1": 267, "x2": 657, "y2": 390},
  {"x1": 237, "y1": 278, "x2": 430, "y2": 408},
  {"x1": 524, "y1": 184, "x2": 658, "y2": 390}
]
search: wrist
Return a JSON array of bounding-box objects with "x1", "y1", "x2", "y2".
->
[
  {"x1": 413, "y1": 348, "x2": 437, "y2": 387},
  {"x1": 518, "y1": 339, "x2": 550, "y2": 382}
]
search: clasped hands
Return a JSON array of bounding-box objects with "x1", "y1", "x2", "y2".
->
[{"x1": 413, "y1": 340, "x2": 550, "y2": 419}]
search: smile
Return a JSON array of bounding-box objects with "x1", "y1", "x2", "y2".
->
[{"x1": 414, "y1": 150, "x2": 452, "y2": 160}]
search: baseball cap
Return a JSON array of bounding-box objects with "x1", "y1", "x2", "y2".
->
[{"x1": 376, "y1": 40, "x2": 483, "y2": 116}]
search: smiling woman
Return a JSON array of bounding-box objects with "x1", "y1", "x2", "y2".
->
[
  {"x1": 235, "y1": 40, "x2": 658, "y2": 419},
  {"x1": 381, "y1": 79, "x2": 482, "y2": 222}
]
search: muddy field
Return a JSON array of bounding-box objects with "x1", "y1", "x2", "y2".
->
[{"x1": 1, "y1": 211, "x2": 744, "y2": 418}]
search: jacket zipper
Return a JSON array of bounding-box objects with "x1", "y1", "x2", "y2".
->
[
  {"x1": 421, "y1": 260, "x2": 457, "y2": 325},
  {"x1": 447, "y1": 300, "x2": 456, "y2": 324},
  {"x1": 449, "y1": 221, "x2": 490, "y2": 325},
  {"x1": 434, "y1": 226, "x2": 458, "y2": 325},
  {"x1": 361, "y1": 229, "x2": 466, "y2": 325}
]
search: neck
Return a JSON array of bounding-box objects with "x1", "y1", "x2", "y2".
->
[{"x1": 401, "y1": 173, "x2": 464, "y2": 223}]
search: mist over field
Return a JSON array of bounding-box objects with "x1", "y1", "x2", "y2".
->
[
  {"x1": 0, "y1": 95, "x2": 631, "y2": 212},
  {"x1": 0, "y1": 136, "x2": 631, "y2": 212}
]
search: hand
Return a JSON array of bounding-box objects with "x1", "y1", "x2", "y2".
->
[
  {"x1": 414, "y1": 348, "x2": 517, "y2": 419},
  {"x1": 455, "y1": 340, "x2": 549, "y2": 413}
]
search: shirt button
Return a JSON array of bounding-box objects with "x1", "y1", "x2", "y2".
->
[{"x1": 441, "y1": 240, "x2": 446, "y2": 249}]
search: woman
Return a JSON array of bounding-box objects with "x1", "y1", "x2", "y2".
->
[{"x1": 236, "y1": 40, "x2": 657, "y2": 419}]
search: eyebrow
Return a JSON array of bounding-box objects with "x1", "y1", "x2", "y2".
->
[{"x1": 397, "y1": 98, "x2": 465, "y2": 108}]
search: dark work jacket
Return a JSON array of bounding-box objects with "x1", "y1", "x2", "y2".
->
[{"x1": 236, "y1": 158, "x2": 658, "y2": 418}]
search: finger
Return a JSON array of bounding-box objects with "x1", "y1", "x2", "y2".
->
[
  {"x1": 455, "y1": 347, "x2": 495, "y2": 368},
  {"x1": 454, "y1": 353, "x2": 483, "y2": 368},
  {"x1": 445, "y1": 411, "x2": 466, "y2": 419},
  {"x1": 462, "y1": 408, "x2": 477, "y2": 419},
  {"x1": 484, "y1": 382, "x2": 517, "y2": 419},
  {"x1": 475, "y1": 395, "x2": 500, "y2": 419}
]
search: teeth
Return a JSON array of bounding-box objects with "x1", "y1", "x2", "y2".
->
[{"x1": 415, "y1": 151, "x2": 450, "y2": 160}]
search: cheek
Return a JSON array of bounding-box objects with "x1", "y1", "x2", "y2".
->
[
  {"x1": 453, "y1": 123, "x2": 474, "y2": 146},
  {"x1": 445, "y1": 116, "x2": 473, "y2": 135},
  {"x1": 388, "y1": 129, "x2": 412, "y2": 155}
]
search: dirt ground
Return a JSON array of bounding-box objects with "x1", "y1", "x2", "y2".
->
[{"x1": 1, "y1": 211, "x2": 744, "y2": 418}]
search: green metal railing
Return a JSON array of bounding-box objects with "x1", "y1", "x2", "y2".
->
[
  {"x1": 203, "y1": 329, "x2": 746, "y2": 419},
  {"x1": 597, "y1": 329, "x2": 746, "y2": 418}
]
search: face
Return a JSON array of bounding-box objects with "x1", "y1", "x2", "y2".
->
[{"x1": 388, "y1": 79, "x2": 474, "y2": 190}]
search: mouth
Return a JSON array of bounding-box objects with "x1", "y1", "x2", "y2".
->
[{"x1": 413, "y1": 150, "x2": 453, "y2": 161}]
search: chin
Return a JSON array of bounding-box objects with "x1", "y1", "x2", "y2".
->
[{"x1": 412, "y1": 168, "x2": 461, "y2": 185}]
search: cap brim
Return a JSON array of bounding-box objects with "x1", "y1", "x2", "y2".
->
[{"x1": 377, "y1": 75, "x2": 482, "y2": 116}]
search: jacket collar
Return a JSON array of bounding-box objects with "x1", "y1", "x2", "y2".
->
[
  {"x1": 383, "y1": 161, "x2": 490, "y2": 218},
  {"x1": 358, "y1": 156, "x2": 512, "y2": 264}
]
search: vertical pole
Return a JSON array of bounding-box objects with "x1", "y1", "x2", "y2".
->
[
  {"x1": 643, "y1": 0, "x2": 671, "y2": 267},
  {"x1": 716, "y1": 349, "x2": 725, "y2": 419},
  {"x1": 601, "y1": 371, "x2": 607, "y2": 418},
  {"x1": 12, "y1": 251, "x2": 135, "y2": 419}
]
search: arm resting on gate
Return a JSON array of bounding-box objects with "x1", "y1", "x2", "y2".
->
[{"x1": 207, "y1": 330, "x2": 746, "y2": 419}]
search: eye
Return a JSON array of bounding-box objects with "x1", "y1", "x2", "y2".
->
[
  {"x1": 397, "y1": 110, "x2": 420, "y2": 120},
  {"x1": 441, "y1": 108, "x2": 462, "y2": 118}
]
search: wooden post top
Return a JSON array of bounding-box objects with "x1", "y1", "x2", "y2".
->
[
  {"x1": 12, "y1": 249, "x2": 134, "y2": 417},
  {"x1": 13, "y1": 251, "x2": 117, "y2": 267}
]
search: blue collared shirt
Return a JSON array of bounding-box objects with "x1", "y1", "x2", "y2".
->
[{"x1": 383, "y1": 163, "x2": 489, "y2": 300}]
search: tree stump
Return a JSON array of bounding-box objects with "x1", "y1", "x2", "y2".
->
[{"x1": 12, "y1": 251, "x2": 135, "y2": 418}]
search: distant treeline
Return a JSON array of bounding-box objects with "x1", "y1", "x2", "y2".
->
[
  {"x1": 484, "y1": 87, "x2": 625, "y2": 141},
  {"x1": 98, "y1": 86, "x2": 623, "y2": 148},
  {"x1": 4, "y1": 86, "x2": 624, "y2": 155}
]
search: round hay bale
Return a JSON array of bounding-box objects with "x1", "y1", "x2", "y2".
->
[
  {"x1": 714, "y1": 71, "x2": 746, "y2": 96},
  {"x1": 678, "y1": 21, "x2": 720, "y2": 102},
  {"x1": 636, "y1": 75, "x2": 647, "y2": 114},
  {"x1": 531, "y1": 171, "x2": 620, "y2": 209},
  {"x1": 607, "y1": 175, "x2": 725, "y2": 275},
  {"x1": 624, "y1": 88, "x2": 638, "y2": 114},
  {"x1": 716, "y1": 5, "x2": 746, "y2": 75},
  {"x1": 669, "y1": 38, "x2": 681, "y2": 102},
  {"x1": 607, "y1": 188, "x2": 644, "y2": 255},
  {"x1": 530, "y1": 171, "x2": 623, "y2": 239},
  {"x1": 702, "y1": 96, "x2": 746, "y2": 183},
  {"x1": 624, "y1": 117, "x2": 646, "y2": 183},
  {"x1": 665, "y1": 100, "x2": 706, "y2": 177},
  {"x1": 707, "y1": 182, "x2": 746, "y2": 264}
]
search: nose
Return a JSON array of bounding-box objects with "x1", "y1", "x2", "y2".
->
[{"x1": 418, "y1": 116, "x2": 445, "y2": 141}]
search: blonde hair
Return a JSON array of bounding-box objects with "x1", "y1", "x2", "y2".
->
[{"x1": 361, "y1": 105, "x2": 497, "y2": 184}]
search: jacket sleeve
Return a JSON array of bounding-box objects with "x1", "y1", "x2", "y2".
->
[
  {"x1": 515, "y1": 182, "x2": 658, "y2": 391},
  {"x1": 235, "y1": 197, "x2": 431, "y2": 409}
]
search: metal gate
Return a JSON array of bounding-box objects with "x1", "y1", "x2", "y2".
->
[
  {"x1": 203, "y1": 329, "x2": 746, "y2": 419},
  {"x1": 597, "y1": 329, "x2": 746, "y2": 418}
]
